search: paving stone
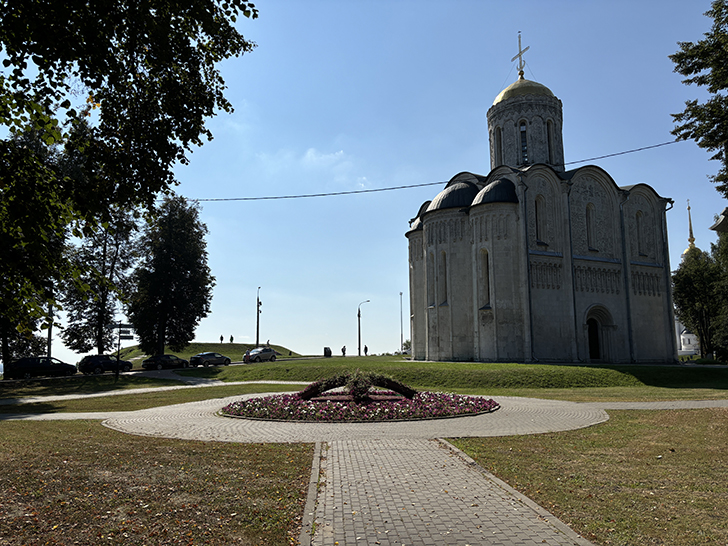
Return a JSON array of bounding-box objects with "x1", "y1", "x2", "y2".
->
[{"x1": 3, "y1": 385, "x2": 726, "y2": 545}]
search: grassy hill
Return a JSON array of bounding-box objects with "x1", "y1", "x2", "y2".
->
[{"x1": 117, "y1": 342, "x2": 302, "y2": 363}]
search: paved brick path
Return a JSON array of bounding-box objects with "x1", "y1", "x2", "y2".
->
[
  {"x1": 313, "y1": 438, "x2": 592, "y2": 546},
  {"x1": 3, "y1": 384, "x2": 728, "y2": 546}
]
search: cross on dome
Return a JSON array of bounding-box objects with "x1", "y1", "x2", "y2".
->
[{"x1": 511, "y1": 31, "x2": 530, "y2": 78}]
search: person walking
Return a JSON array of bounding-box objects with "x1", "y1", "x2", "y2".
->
[
  {"x1": 364, "y1": 345, "x2": 368, "y2": 356},
  {"x1": 341, "y1": 346, "x2": 346, "y2": 357}
]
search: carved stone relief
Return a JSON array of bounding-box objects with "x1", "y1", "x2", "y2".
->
[
  {"x1": 574, "y1": 265, "x2": 621, "y2": 294},
  {"x1": 527, "y1": 177, "x2": 558, "y2": 251},
  {"x1": 569, "y1": 176, "x2": 615, "y2": 257},
  {"x1": 626, "y1": 194, "x2": 657, "y2": 261},
  {"x1": 530, "y1": 260, "x2": 562, "y2": 290},
  {"x1": 408, "y1": 236, "x2": 424, "y2": 263},
  {"x1": 471, "y1": 213, "x2": 510, "y2": 243},
  {"x1": 631, "y1": 271, "x2": 661, "y2": 297},
  {"x1": 425, "y1": 217, "x2": 470, "y2": 246}
]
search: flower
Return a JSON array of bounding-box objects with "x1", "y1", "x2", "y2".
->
[{"x1": 221, "y1": 390, "x2": 499, "y2": 422}]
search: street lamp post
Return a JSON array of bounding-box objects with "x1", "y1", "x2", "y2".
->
[
  {"x1": 256, "y1": 287, "x2": 262, "y2": 348},
  {"x1": 400, "y1": 292, "x2": 403, "y2": 354},
  {"x1": 357, "y1": 300, "x2": 370, "y2": 357}
]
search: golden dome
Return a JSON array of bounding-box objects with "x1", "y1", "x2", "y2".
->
[{"x1": 493, "y1": 75, "x2": 555, "y2": 106}]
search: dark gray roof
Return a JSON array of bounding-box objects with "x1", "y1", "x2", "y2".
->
[
  {"x1": 426, "y1": 181, "x2": 479, "y2": 212},
  {"x1": 472, "y1": 178, "x2": 518, "y2": 206}
]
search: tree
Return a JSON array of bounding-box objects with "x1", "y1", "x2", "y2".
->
[
  {"x1": 709, "y1": 232, "x2": 728, "y2": 360},
  {"x1": 127, "y1": 196, "x2": 215, "y2": 356},
  {"x1": 672, "y1": 247, "x2": 723, "y2": 358},
  {"x1": 0, "y1": 1, "x2": 257, "y2": 355},
  {"x1": 670, "y1": 0, "x2": 728, "y2": 197},
  {"x1": 0, "y1": 330, "x2": 46, "y2": 367},
  {"x1": 0, "y1": 129, "x2": 69, "y2": 367},
  {"x1": 60, "y1": 208, "x2": 139, "y2": 354}
]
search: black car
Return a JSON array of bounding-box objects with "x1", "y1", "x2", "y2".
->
[
  {"x1": 190, "y1": 352, "x2": 231, "y2": 367},
  {"x1": 4, "y1": 357, "x2": 77, "y2": 380},
  {"x1": 78, "y1": 354, "x2": 133, "y2": 375},
  {"x1": 142, "y1": 354, "x2": 189, "y2": 370}
]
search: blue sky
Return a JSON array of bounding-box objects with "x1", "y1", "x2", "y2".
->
[{"x1": 48, "y1": 0, "x2": 724, "y2": 361}]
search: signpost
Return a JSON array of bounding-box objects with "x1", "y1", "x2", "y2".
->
[{"x1": 114, "y1": 322, "x2": 135, "y2": 379}]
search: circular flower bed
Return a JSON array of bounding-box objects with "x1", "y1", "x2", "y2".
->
[{"x1": 221, "y1": 390, "x2": 499, "y2": 423}]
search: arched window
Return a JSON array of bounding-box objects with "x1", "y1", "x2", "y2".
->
[
  {"x1": 438, "y1": 251, "x2": 448, "y2": 305},
  {"x1": 519, "y1": 121, "x2": 528, "y2": 165},
  {"x1": 427, "y1": 252, "x2": 435, "y2": 306},
  {"x1": 586, "y1": 203, "x2": 597, "y2": 251},
  {"x1": 479, "y1": 249, "x2": 490, "y2": 308},
  {"x1": 636, "y1": 211, "x2": 645, "y2": 256},
  {"x1": 495, "y1": 127, "x2": 503, "y2": 166},
  {"x1": 535, "y1": 195, "x2": 547, "y2": 245},
  {"x1": 547, "y1": 120, "x2": 555, "y2": 165}
]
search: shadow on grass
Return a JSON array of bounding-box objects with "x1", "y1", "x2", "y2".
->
[
  {"x1": 0, "y1": 374, "x2": 182, "y2": 399},
  {"x1": 0, "y1": 401, "x2": 65, "y2": 415},
  {"x1": 602, "y1": 364, "x2": 728, "y2": 390},
  {"x1": 176, "y1": 357, "x2": 728, "y2": 393}
]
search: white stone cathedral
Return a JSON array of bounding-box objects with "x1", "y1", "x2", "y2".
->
[{"x1": 406, "y1": 59, "x2": 677, "y2": 363}]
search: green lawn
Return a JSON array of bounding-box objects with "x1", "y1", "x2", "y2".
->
[
  {"x1": 0, "y1": 374, "x2": 182, "y2": 399},
  {"x1": 176, "y1": 355, "x2": 728, "y2": 401},
  {"x1": 0, "y1": 420, "x2": 312, "y2": 545},
  {"x1": 1, "y1": 357, "x2": 727, "y2": 545},
  {"x1": 0, "y1": 383, "x2": 305, "y2": 414},
  {"x1": 452, "y1": 408, "x2": 728, "y2": 546},
  {"x1": 118, "y1": 341, "x2": 303, "y2": 363}
]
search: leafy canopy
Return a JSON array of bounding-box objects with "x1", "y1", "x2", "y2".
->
[
  {"x1": 672, "y1": 239, "x2": 727, "y2": 359},
  {"x1": 671, "y1": 0, "x2": 728, "y2": 197},
  {"x1": 0, "y1": 1, "x2": 256, "y2": 361},
  {"x1": 127, "y1": 196, "x2": 215, "y2": 356}
]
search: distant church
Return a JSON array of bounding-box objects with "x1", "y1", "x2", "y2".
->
[{"x1": 406, "y1": 41, "x2": 677, "y2": 363}]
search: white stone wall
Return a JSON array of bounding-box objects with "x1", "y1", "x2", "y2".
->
[
  {"x1": 487, "y1": 95, "x2": 564, "y2": 170},
  {"x1": 406, "y1": 229, "x2": 426, "y2": 360},
  {"x1": 470, "y1": 200, "x2": 526, "y2": 361}
]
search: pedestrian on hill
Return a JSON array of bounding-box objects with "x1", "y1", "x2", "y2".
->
[
  {"x1": 220, "y1": 334, "x2": 223, "y2": 343},
  {"x1": 230, "y1": 335, "x2": 234, "y2": 343},
  {"x1": 364, "y1": 345, "x2": 368, "y2": 356},
  {"x1": 342, "y1": 346, "x2": 346, "y2": 357}
]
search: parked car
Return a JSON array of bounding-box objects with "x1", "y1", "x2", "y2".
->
[
  {"x1": 247, "y1": 347, "x2": 278, "y2": 363},
  {"x1": 142, "y1": 354, "x2": 189, "y2": 370},
  {"x1": 78, "y1": 354, "x2": 133, "y2": 375},
  {"x1": 190, "y1": 352, "x2": 231, "y2": 367},
  {"x1": 4, "y1": 357, "x2": 77, "y2": 380}
]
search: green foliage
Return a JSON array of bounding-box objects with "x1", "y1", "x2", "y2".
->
[
  {"x1": 127, "y1": 196, "x2": 215, "y2": 356},
  {"x1": 0, "y1": 331, "x2": 46, "y2": 365},
  {"x1": 0, "y1": 1, "x2": 258, "y2": 362},
  {"x1": 670, "y1": 0, "x2": 728, "y2": 196},
  {"x1": 672, "y1": 238, "x2": 728, "y2": 358},
  {"x1": 0, "y1": 130, "x2": 72, "y2": 366},
  {"x1": 178, "y1": 356, "x2": 728, "y2": 392},
  {"x1": 298, "y1": 369, "x2": 417, "y2": 402},
  {"x1": 0, "y1": 1, "x2": 258, "y2": 205},
  {"x1": 61, "y1": 208, "x2": 139, "y2": 354}
]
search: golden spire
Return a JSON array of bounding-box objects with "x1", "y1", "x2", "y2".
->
[
  {"x1": 511, "y1": 31, "x2": 530, "y2": 80},
  {"x1": 687, "y1": 199, "x2": 695, "y2": 249}
]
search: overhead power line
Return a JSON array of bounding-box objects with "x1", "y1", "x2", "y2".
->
[
  {"x1": 193, "y1": 181, "x2": 444, "y2": 202},
  {"x1": 563, "y1": 140, "x2": 678, "y2": 166},
  {"x1": 191, "y1": 140, "x2": 681, "y2": 203}
]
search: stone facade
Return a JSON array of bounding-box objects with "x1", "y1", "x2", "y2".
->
[{"x1": 406, "y1": 75, "x2": 677, "y2": 363}]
